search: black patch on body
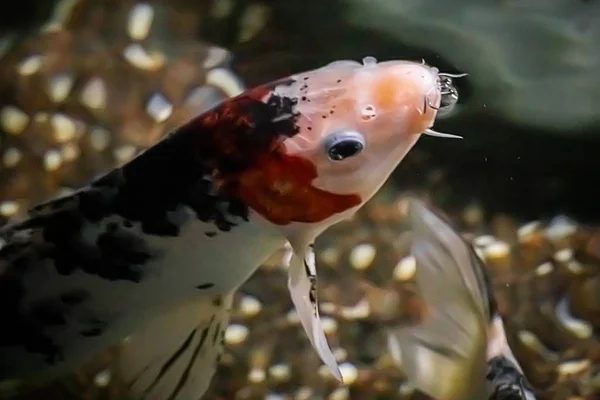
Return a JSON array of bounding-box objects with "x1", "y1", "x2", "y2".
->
[
  {"x1": 0, "y1": 81, "x2": 300, "y2": 375},
  {"x1": 195, "y1": 283, "x2": 215, "y2": 290},
  {"x1": 487, "y1": 356, "x2": 536, "y2": 400}
]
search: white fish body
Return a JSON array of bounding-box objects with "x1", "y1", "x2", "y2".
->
[{"x1": 0, "y1": 56, "x2": 459, "y2": 399}]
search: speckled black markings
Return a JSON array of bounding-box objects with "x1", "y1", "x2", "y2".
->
[
  {"x1": 195, "y1": 283, "x2": 215, "y2": 290},
  {"x1": 0, "y1": 79, "x2": 301, "y2": 372},
  {"x1": 487, "y1": 356, "x2": 535, "y2": 400}
]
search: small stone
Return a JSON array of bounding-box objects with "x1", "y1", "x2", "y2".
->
[
  {"x1": 393, "y1": 255, "x2": 416, "y2": 281},
  {"x1": 128, "y1": 3, "x2": 154, "y2": 40},
  {"x1": 80, "y1": 77, "x2": 107, "y2": 110},
  {"x1": 239, "y1": 295, "x2": 262, "y2": 317},
  {"x1": 339, "y1": 363, "x2": 358, "y2": 385},
  {"x1": 462, "y1": 203, "x2": 483, "y2": 227},
  {"x1": 517, "y1": 330, "x2": 558, "y2": 363},
  {"x1": 123, "y1": 44, "x2": 165, "y2": 71},
  {"x1": 210, "y1": 0, "x2": 234, "y2": 19},
  {"x1": 545, "y1": 216, "x2": 578, "y2": 245},
  {"x1": 146, "y1": 92, "x2": 173, "y2": 123},
  {"x1": 320, "y1": 316, "x2": 338, "y2": 335},
  {"x1": 17, "y1": 55, "x2": 43, "y2": 76},
  {"x1": 0, "y1": 201, "x2": 19, "y2": 217},
  {"x1": 90, "y1": 128, "x2": 110, "y2": 151},
  {"x1": 473, "y1": 235, "x2": 496, "y2": 248},
  {"x1": 557, "y1": 359, "x2": 590, "y2": 379},
  {"x1": 206, "y1": 68, "x2": 245, "y2": 97},
  {"x1": 60, "y1": 143, "x2": 79, "y2": 162},
  {"x1": 535, "y1": 262, "x2": 554, "y2": 277},
  {"x1": 317, "y1": 365, "x2": 337, "y2": 381},
  {"x1": 93, "y1": 369, "x2": 111, "y2": 387},
  {"x1": 349, "y1": 243, "x2": 376, "y2": 270},
  {"x1": 398, "y1": 382, "x2": 416, "y2": 396},
  {"x1": 268, "y1": 364, "x2": 291, "y2": 382},
  {"x1": 0, "y1": 106, "x2": 29, "y2": 135},
  {"x1": 484, "y1": 241, "x2": 510, "y2": 259},
  {"x1": 555, "y1": 298, "x2": 592, "y2": 339},
  {"x1": 48, "y1": 74, "x2": 74, "y2": 103},
  {"x1": 286, "y1": 309, "x2": 300, "y2": 324},
  {"x1": 333, "y1": 348, "x2": 348, "y2": 362},
  {"x1": 43, "y1": 150, "x2": 63, "y2": 171},
  {"x1": 184, "y1": 86, "x2": 226, "y2": 112},
  {"x1": 518, "y1": 221, "x2": 542, "y2": 241},
  {"x1": 482, "y1": 240, "x2": 512, "y2": 277},
  {"x1": 265, "y1": 394, "x2": 285, "y2": 400},
  {"x1": 247, "y1": 367, "x2": 266, "y2": 383},
  {"x1": 203, "y1": 47, "x2": 230, "y2": 70},
  {"x1": 51, "y1": 113, "x2": 77, "y2": 142},
  {"x1": 554, "y1": 248, "x2": 574, "y2": 263},
  {"x1": 238, "y1": 3, "x2": 270, "y2": 43},
  {"x1": 113, "y1": 145, "x2": 137, "y2": 163},
  {"x1": 3, "y1": 148, "x2": 22, "y2": 167},
  {"x1": 224, "y1": 324, "x2": 249, "y2": 345},
  {"x1": 320, "y1": 302, "x2": 337, "y2": 314},
  {"x1": 328, "y1": 387, "x2": 350, "y2": 400},
  {"x1": 320, "y1": 247, "x2": 340, "y2": 267},
  {"x1": 295, "y1": 387, "x2": 313, "y2": 400},
  {"x1": 340, "y1": 298, "x2": 370, "y2": 320}
]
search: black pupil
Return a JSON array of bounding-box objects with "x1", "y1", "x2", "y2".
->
[{"x1": 328, "y1": 139, "x2": 363, "y2": 160}]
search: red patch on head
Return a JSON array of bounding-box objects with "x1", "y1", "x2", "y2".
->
[
  {"x1": 235, "y1": 151, "x2": 362, "y2": 225},
  {"x1": 188, "y1": 79, "x2": 361, "y2": 225}
]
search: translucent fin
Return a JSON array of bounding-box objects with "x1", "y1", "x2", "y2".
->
[
  {"x1": 408, "y1": 199, "x2": 490, "y2": 318},
  {"x1": 386, "y1": 199, "x2": 490, "y2": 400},
  {"x1": 287, "y1": 244, "x2": 342, "y2": 381},
  {"x1": 117, "y1": 293, "x2": 234, "y2": 400}
]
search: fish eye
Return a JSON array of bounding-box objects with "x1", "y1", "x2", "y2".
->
[{"x1": 324, "y1": 130, "x2": 366, "y2": 161}]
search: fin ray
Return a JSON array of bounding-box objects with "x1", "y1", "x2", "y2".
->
[{"x1": 117, "y1": 293, "x2": 233, "y2": 400}]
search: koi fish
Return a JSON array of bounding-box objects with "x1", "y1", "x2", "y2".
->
[
  {"x1": 0, "y1": 56, "x2": 461, "y2": 399},
  {"x1": 388, "y1": 199, "x2": 536, "y2": 400}
]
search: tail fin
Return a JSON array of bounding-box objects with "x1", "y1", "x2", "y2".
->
[
  {"x1": 386, "y1": 199, "x2": 490, "y2": 400},
  {"x1": 116, "y1": 293, "x2": 233, "y2": 400}
]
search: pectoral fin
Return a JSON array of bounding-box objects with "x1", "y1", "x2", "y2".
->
[{"x1": 287, "y1": 243, "x2": 342, "y2": 381}]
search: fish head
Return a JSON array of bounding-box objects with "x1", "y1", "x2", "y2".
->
[
  {"x1": 264, "y1": 57, "x2": 461, "y2": 235},
  {"x1": 211, "y1": 57, "x2": 462, "y2": 237}
]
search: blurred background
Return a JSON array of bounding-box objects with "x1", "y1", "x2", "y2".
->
[{"x1": 1, "y1": 0, "x2": 600, "y2": 399}]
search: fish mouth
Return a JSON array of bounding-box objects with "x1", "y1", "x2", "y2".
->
[{"x1": 435, "y1": 71, "x2": 467, "y2": 117}]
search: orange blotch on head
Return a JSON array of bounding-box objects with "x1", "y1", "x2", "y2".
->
[
  {"x1": 234, "y1": 149, "x2": 362, "y2": 225},
  {"x1": 373, "y1": 72, "x2": 406, "y2": 111},
  {"x1": 371, "y1": 71, "x2": 433, "y2": 133}
]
